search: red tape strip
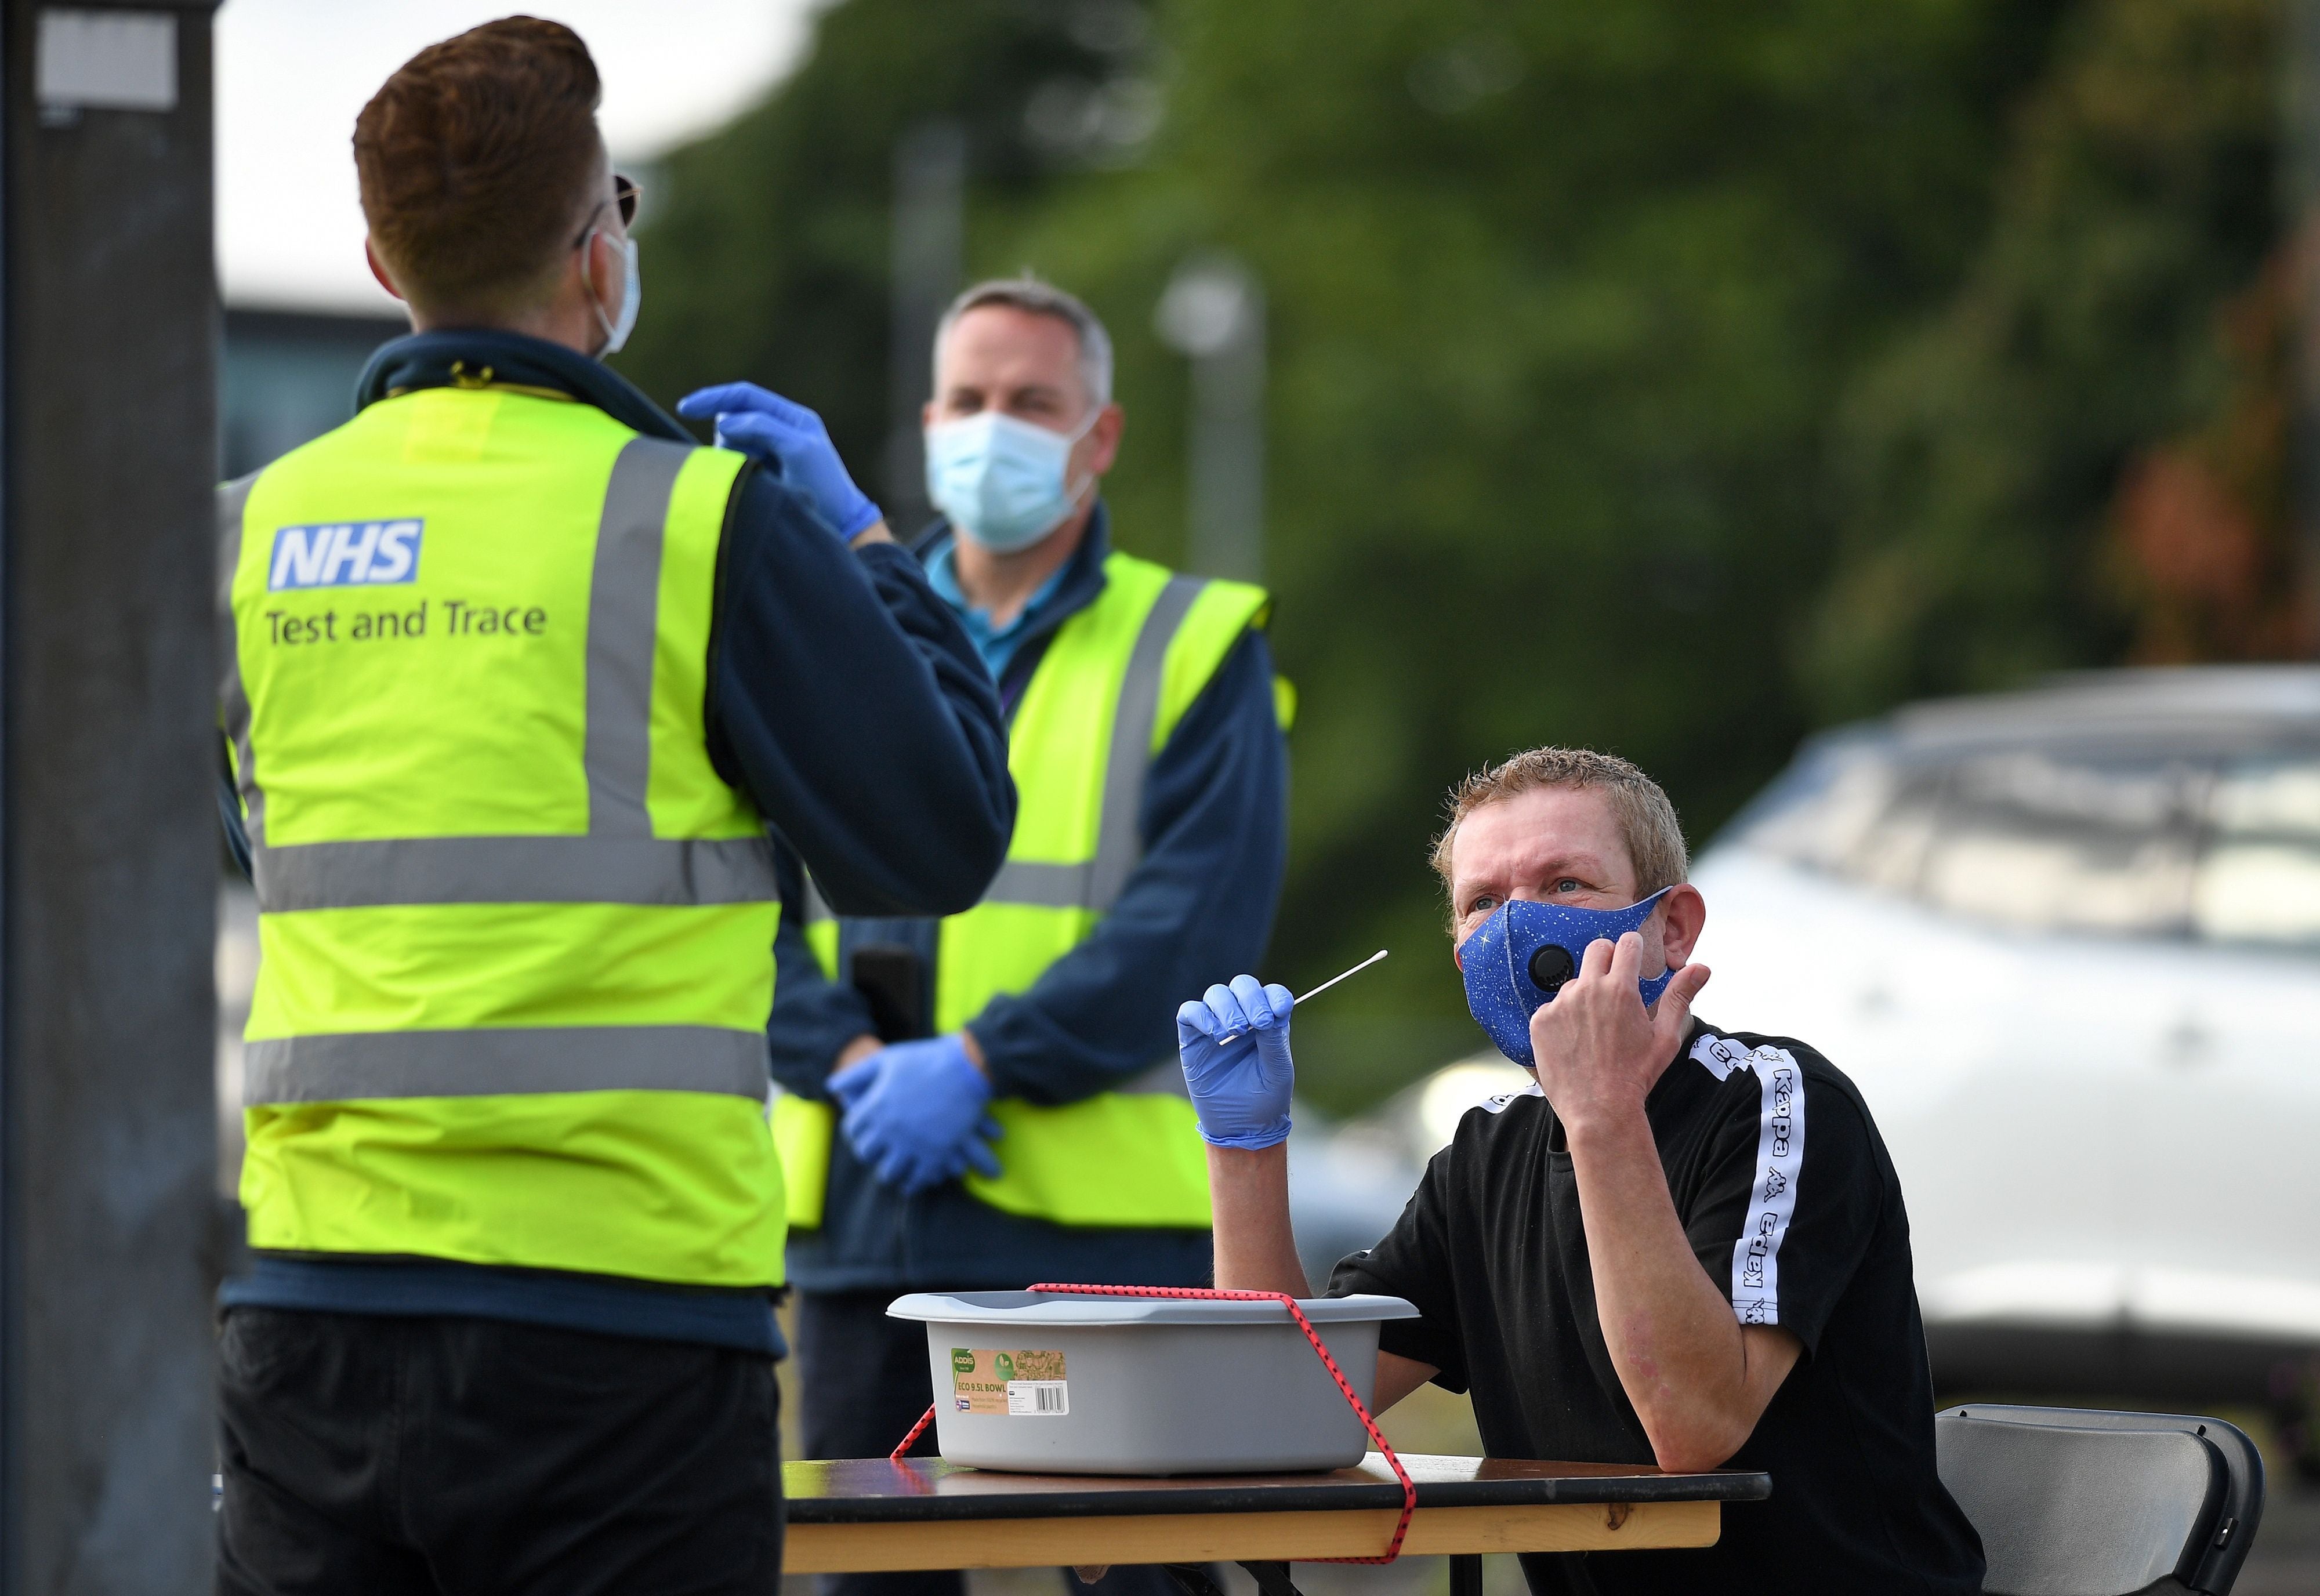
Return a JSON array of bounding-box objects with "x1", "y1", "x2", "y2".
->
[
  {"x1": 886, "y1": 1284, "x2": 1415, "y2": 1563},
  {"x1": 890, "y1": 1401, "x2": 938, "y2": 1463}
]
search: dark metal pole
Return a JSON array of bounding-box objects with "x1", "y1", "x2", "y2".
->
[
  {"x1": 884, "y1": 120, "x2": 965, "y2": 538},
  {"x1": 2, "y1": 4, "x2": 221, "y2": 1590}
]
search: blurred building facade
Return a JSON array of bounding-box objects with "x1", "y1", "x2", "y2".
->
[{"x1": 222, "y1": 304, "x2": 404, "y2": 477}]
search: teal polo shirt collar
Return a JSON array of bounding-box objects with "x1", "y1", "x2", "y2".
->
[{"x1": 926, "y1": 538, "x2": 1075, "y2": 684}]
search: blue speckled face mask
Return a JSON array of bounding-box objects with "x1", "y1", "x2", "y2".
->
[{"x1": 1458, "y1": 888, "x2": 1676, "y2": 1067}]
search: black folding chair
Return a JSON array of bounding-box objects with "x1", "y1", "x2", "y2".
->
[{"x1": 1935, "y1": 1404, "x2": 2265, "y2": 1595}]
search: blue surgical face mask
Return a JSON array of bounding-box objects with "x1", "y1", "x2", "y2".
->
[
  {"x1": 925, "y1": 409, "x2": 1096, "y2": 553},
  {"x1": 1457, "y1": 888, "x2": 1677, "y2": 1067},
  {"x1": 589, "y1": 233, "x2": 641, "y2": 356}
]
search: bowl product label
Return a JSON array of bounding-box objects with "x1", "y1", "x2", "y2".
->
[{"x1": 949, "y1": 1347, "x2": 1069, "y2": 1416}]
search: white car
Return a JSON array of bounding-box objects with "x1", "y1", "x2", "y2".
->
[
  {"x1": 1691, "y1": 663, "x2": 2320, "y2": 1422},
  {"x1": 1345, "y1": 666, "x2": 2320, "y2": 1463}
]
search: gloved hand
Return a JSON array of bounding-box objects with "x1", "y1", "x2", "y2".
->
[
  {"x1": 676, "y1": 382, "x2": 883, "y2": 540},
  {"x1": 827, "y1": 1033, "x2": 1001, "y2": 1195},
  {"x1": 1177, "y1": 974, "x2": 1295, "y2": 1149}
]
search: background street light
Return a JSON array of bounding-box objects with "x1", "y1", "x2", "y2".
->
[
  {"x1": 884, "y1": 120, "x2": 966, "y2": 535},
  {"x1": 1155, "y1": 253, "x2": 1266, "y2": 583}
]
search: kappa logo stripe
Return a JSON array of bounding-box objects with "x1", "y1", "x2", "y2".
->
[
  {"x1": 268, "y1": 520, "x2": 423, "y2": 591},
  {"x1": 1689, "y1": 1032, "x2": 1807, "y2": 1328},
  {"x1": 1480, "y1": 1080, "x2": 1544, "y2": 1114}
]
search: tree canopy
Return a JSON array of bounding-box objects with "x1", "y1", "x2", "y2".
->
[{"x1": 622, "y1": 0, "x2": 2294, "y2": 1111}]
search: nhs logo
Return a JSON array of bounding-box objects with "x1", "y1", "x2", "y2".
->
[{"x1": 268, "y1": 520, "x2": 423, "y2": 592}]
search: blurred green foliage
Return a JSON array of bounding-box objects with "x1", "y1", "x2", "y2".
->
[
  {"x1": 1811, "y1": 0, "x2": 2285, "y2": 719},
  {"x1": 615, "y1": 0, "x2": 1128, "y2": 458},
  {"x1": 621, "y1": 0, "x2": 2289, "y2": 1113}
]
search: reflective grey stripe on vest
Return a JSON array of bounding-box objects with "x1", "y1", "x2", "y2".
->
[
  {"x1": 584, "y1": 437, "x2": 690, "y2": 837},
  {"x1": 243, "y1": 1025, "x2": 769, "y2": 1105},
  {"x1": 232, "y1": 438, "x2": 774, "y2": 912},
  {"x1": 252, "y1": 835, "x2": 776, "y2": 910},
  {"x1": 1076, "y1": 574, "x2": 1206, "y2": 912},
  {"x1": 977, "y1": 858, "x2": 1096, "y2": 910},
  {"x1": 217, "y1": 471, "x2": 266, "y2": 846},
  {"x1": 798, "y1": 574, "x2": 1209, "y2": 924}
]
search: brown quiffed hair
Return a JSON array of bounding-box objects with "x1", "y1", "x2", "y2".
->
[
  {"x1": 1429, "y1": 747, "x2": 1690, "y2": 923},
  {"x1": 354, "y1": 17, "x2": 603, "y2": 315}
]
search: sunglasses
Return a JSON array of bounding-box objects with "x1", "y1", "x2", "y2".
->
[{"x1": 572, "y1": 173, "x2": 640, "y2": 246}]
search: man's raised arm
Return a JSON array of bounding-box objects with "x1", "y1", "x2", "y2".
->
[
  {"x1": 688, "y1": 385, "x2": 1015, "y2": 917},
  {"x1": 1184, "y1": 977, "x2": 1438, "y2": 1413},
  {"x1": 1531, "y1": 934, "x2": 1801, "y2": 1473}
]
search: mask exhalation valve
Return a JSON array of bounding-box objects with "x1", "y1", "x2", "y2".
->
[{"x1": 1527, "y1": 944, "x2": 1576, "y2": 993}]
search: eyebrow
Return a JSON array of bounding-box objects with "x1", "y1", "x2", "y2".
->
[
  {"x1": 1453, "y1": 854, "x2": 1608, "y2": 905},
  {"x1": 940, "y1": 380, "x2": 1070, "y2": 404}
]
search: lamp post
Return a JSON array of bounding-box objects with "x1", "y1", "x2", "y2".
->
[
  {"x1": 1155, "y1": 253, "x2": 1266, "y2": 582},
  {"x1": 884, "y1": 120, "x2": 966, "y2": 538}
]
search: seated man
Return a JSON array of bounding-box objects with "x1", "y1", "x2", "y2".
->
[{"x1": 1180, "y1": 747, "x2": 1985, "y2": 1595}]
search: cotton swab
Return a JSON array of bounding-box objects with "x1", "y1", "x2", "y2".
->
[
  {"x1": 1289, "y1": 948, "x2": 1389, "y2": 1008},
  {"x1": 1213, "y1": 949, "x2": 1388, "y2": 1043}
]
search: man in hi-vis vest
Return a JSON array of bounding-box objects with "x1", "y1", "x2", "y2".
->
[
  {"x1": 717, "y1": 278, "x2": 1288, "y2": 1596},
  {"x1": 212, "y1": 20, "x2": 1011, "y2": 1593}
]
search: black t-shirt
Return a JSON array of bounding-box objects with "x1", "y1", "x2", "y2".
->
[{"x1": 1329, "y1": 1020, "x2": 1984, "y2": 1596}]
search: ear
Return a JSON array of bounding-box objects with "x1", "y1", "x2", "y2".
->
[
  {"x1": 578, "y1": 228, "x2": 612, "y2": 309},
  {"x1": 364, "y1": 238, "x2": 405, "y2": 303},
  {"x1": 1082, "y1": 402, "x2": 1125, "y2": 478},
  {"x1": 1657, "y1": 884, "x2": 1706, "y2": 968}
]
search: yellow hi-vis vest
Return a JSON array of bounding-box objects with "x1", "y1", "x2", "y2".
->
[
  {"x1": 783, "y1": 550, "x2": 1270, "y2": 1232},
  {"x1": 218, "y1": 385, "x2": 786, "y2": 1288}
]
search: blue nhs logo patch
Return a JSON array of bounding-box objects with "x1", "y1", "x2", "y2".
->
[{"x1": 267, "y1": 520, "x2": 423, "y2": 592}]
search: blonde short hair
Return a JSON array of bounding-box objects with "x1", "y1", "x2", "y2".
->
[{"x1": 1429, "y1": 747, "x2": 1689, "y2": 923}]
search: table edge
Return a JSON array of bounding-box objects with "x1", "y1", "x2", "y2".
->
[
  {"x1": 782, "y1": 1463, "x2": 1771, "y2": 1524},
  {"x1": 781, "y1": 1499, "x2": 1726, "y2": 1571}
]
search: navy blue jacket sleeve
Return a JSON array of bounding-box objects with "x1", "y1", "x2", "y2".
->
[
  {"x1": 966, "y1": 628, "x2": 1288, "y2": 1104},
  {"x1": 766, "y1": 844, "x2": 879, "y2": 1101},
  {"x1": 705, "y1": 470, "x2": 1013, "y2": 917},
  {"x1": 219, "y1": 762, "x2": 253, "y2": 882}
]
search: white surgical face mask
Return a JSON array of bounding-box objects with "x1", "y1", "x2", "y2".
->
[
  {"x1": 923, "y1": 408, "x2": 1097, "y2": 553},
  {"x1": 586, "y1": 232, "x2": 641, "y2": 356}
]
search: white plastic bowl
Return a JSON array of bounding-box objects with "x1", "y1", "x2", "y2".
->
[{"x1": 886, "y1": 1289, "x2": 1419, "y2": 1475}]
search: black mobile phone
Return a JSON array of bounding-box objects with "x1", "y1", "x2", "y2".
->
[{"x1": 850, "y1": 944, "x2": 928, "y2": 1043}]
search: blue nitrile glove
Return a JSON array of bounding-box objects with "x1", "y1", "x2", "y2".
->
[
  {"x1": 676, "y1": 382, "x2": 882, "y2": 540},
  {"x1": 826, "y1": 1034, "x2": 1001, "y2": 1195},
  {"x1": 1177, "y1": 973, "x2": 1295, "y2": 1150}
]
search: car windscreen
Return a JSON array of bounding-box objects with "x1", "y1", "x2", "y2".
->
[
  {"x1": 2193, "y1": 756, "x2": 2320, "y2": 948},
  {"x1": 1913, "y1": 751, "x2": 2203, "y2": 936},
  {"x1": 1732, "y1": 721, "x2": 2320, "y2": 949}
]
